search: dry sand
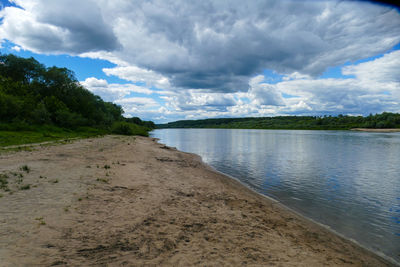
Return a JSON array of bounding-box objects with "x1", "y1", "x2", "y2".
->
[{"x1": 0, "y1": 135, "x2": 395, "y2": 266}]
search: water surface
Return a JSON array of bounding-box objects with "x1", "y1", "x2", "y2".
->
[{"x1": 152, "y1": 129, "x2": 400, "y2": 262}]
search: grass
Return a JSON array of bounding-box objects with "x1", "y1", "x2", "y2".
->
[
  {"x1": 96, "y1": 178, "x2": 109, "y2": 183},
  {"x1": 0, "y1": 122, "x2": 151, "y2": 151},
  {"x1": 19, "y1": 184, "x2": 31, "y2": 190},
  {"x1": 0, "y1": 174, "x2": 9, "y2": 191},
  {"x1": 35, "y1": 217, "x2": 46, "y2": 225},
  {"x1": 20, "y1": 165, "x2": 30, "y2": 173},
  {"x1": 0, "y1": 124, "x2": 106, "y2": 148}
]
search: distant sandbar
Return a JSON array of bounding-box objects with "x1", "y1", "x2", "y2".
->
[{"x1": 351, "y1": 128, "x2": 400, "y2": 132}]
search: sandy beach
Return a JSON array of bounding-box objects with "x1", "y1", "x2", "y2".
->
[{"x1": 0, "y1": 135, "x2": 395, "y2": 266}]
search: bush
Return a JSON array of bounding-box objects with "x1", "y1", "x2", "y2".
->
[{"x1": 111, "y1": 122, "x2": 149, "y2": 136}]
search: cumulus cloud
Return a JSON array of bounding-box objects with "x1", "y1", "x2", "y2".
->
[
  {"x1": 102, "y1": 65, "x2": 171, "y2": 89},
  {"x1": 1, "y1": 0, "x2": 399, "y2": 122},
  {"x1": 158, "y1": 49, "x2": 400, "y2": 121},
  {"x1": 249, "y1": 75, "x2": 285, "y2": 106},
  {"x1": 81, "y1": 77, "x2": 154, "y2": 102},
  {"x1": 0, "y1": 0, "x2": 119, "y2": 54},
  {"x1": 342, "y1": 50, "x2": 400, "y2": 84},
  {"x1": 1, "y1": 0, "x2": 399, "y2": 92}
]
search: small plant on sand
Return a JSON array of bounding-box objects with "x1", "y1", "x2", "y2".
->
[
  {"x1": 0, "y1": 193, "x2": 3, "y2": 198},
  {"x1": 0, "y1": 174, "x2": 9, "y2": 191},
  {"x1": 19, "y1": 184, "x2": 31, "y2": 190},
  {"x1": 16, "y1": 176, "x2": 23, "y2": 184},
  {"x1": 96, "y1": 178, "x2": 109, "y2": 184},
  {"x1": 20, "y1": 165, "x2": 31, "y2": 173},
  {"x1": 103, "y1": 164, "x2": 111, "y2": 169},
  {"x1": 78, "y1": 197, "x2": 82, "y2": 201},
  {"x1": 35, "y1": 217, "x2": 46, "y2": 225},
  {"x1": 49, "y1": 179, "x2": 59, "y2": 184}
]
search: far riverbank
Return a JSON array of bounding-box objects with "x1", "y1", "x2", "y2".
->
[{"x1": 351, "y1": 128, "x2": 400, "y2": 132}]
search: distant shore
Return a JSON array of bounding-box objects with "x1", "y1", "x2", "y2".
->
[
  {"x1": 0, "y1": 136, "x2": 395, "y2": 266},
  {"x1": 351, "y1": 128, "x2": 400, "y2": 132}
]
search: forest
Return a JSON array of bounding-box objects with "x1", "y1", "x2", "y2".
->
[
  {"x1": 0, "y1": 54, "x2": 154, "y2": 146},
  {"x1": 157, "y1": 113, "x2": 400, "y2": 130}
]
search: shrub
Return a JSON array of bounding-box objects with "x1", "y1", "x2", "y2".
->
[{"x1": 111, "y1": 122, "x2": 149, "y2": 136}]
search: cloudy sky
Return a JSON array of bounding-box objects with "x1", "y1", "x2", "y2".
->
[{"x1": 0, "y1": 0, "x2": 399, "y2": 123}]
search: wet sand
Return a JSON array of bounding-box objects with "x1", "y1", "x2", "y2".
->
[{"x1": 0, "y1": 135, "x2": 395, "y2": 266}]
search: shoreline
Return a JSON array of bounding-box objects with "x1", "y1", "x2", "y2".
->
[
  {"x1": 0, "y1": 135, "x2": 396, "y2": 266},
  {"x1": 202, "y1": 161, "x2": 399, "y2": 266},
  {"x1": 350, "y1": 128, "x2": 400, "y2": 132}
]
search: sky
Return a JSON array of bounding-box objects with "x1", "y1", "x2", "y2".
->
[{"x1": 0, "y1": 0, "x2": 399, "y2": 123}]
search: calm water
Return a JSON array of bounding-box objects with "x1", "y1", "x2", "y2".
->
[{"x1": 152, "y1": 129, "x2": 400, "y2": 262}]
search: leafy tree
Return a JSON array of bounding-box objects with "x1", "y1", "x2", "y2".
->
[{"x1": 0, "y1": 53, "x2": 154, "y2": 135}]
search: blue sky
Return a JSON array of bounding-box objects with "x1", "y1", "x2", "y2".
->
[{"x1": 1, "y1": 0, "x2": 399, "y2": 123}]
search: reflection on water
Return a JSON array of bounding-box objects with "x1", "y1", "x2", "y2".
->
[{"x1": 152, "y1": 129, "x2": 400, "y2": 262}]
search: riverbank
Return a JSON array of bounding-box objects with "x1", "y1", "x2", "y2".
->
[
  {"x1": 0, "y1": 136, "x2": 395, "y2": 266},
  {"x1": 351, "y1": 128, "x2": 400, "y2": 132}
]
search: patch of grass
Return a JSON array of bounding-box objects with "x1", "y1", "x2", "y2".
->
[
  {"x1": 16, "y1": 177, "x2": 23, "y2": 184},
  {"x1": 78, "y1": 197, "x2": 82, "y2": 201},
  {"x1": 35, "y1": 217, "x2": 46, "y2": 225},
  {"x1": 0, "y1": 194, "x2": 3, "y2": 198},
  {"x1": 20, "y1": 165, "x2": 30, "y2": 173},
  {"x1": 19, "y1": 184, "x2": 31, "y2": 190},
  {"x1": 96, "y1": 178, "x2": 109, "y2": 183},
  {"x1": 0, "y1": 174, "x2": 9, "y2": 191},
  {"x1": 0, "y1": 125, "x2": 106, "y2": 148}
]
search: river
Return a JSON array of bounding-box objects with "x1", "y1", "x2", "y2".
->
[{"x1": 151, "y1": 129, "x2": 400, "y2": 262}]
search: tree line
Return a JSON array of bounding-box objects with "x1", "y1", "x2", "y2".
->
[
  {"x1": 0, "y1": 54, "x2": 154, "y2": 135},
  {"x1": 157, "y1": 113, "x2": 400, "y2": 130}
]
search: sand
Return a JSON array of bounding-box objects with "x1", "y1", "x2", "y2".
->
[{"x1": 0, "y1": 135, "x2": 395, "y2": 266}]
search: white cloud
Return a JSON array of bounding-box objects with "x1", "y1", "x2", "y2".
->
[
  {"x1": 154, "y1": 49, "x2": 400, "y2": 121},
  {"x1": 248, "y1": 77, "x2": 285, "y2": 106},
  {"x1": 0, "y1": 0, "x2": 118, "y2": 54},
  {"x1": 81, "y1": 77, "x2": 154, "y2": 102},
  {"x1": 1, "y1": 0, "x2": 399, "y2": 122},
  {"x1": 114, "y1": 97, "x2": 158, "y2": 106},
  {"x1": 114, "y1": 97, "x2": 160, "y2": 118},
  {"x1": 342, "y1": 50, "x2": 400, "y2": 83},
  {"x1": 11, "y1": 45, "x2": 21, "y2": 52},
  {"x1": 1, "y1": 0, "x2": 399, "y2": 92},
  {"x1": 103, "y1": 65, "x2": 171, "y2": 90}
]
